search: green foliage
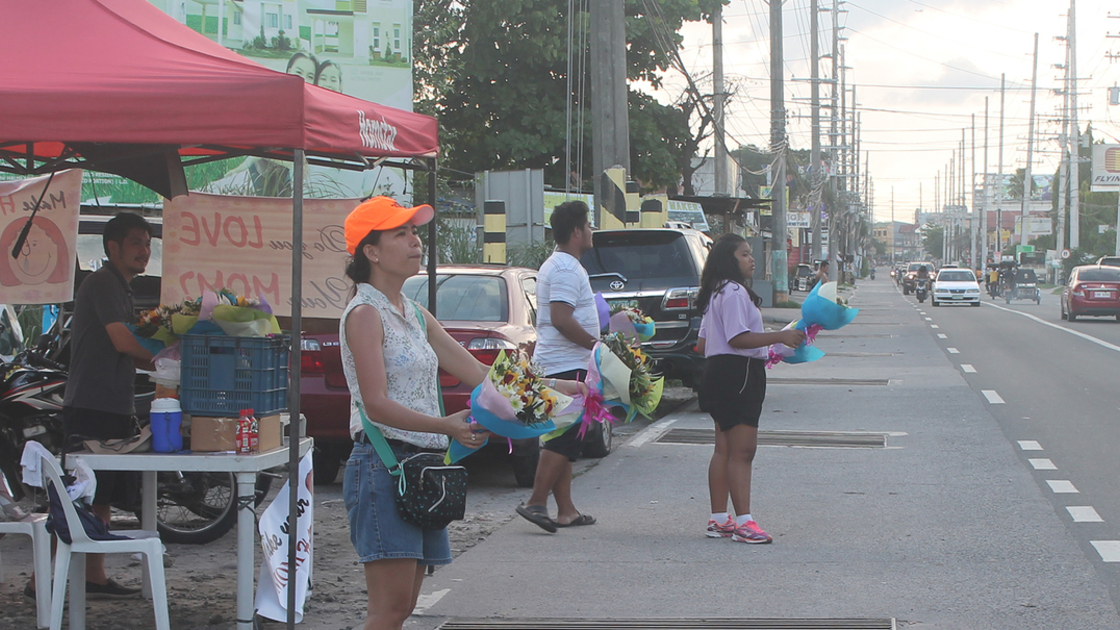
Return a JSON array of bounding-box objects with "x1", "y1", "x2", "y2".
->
[
  {"x1": 507, "y1": 239, "x2": 556, "y2": 270},
  {"x1": 429, "y1": 0, "x2": 727, "y2": 190},
  {"x1": 870, "y1": 237, "x2": 886, "y2": 256},
  {"x1": 921, "y1": 224, "x2": 943, "y2": 259}
]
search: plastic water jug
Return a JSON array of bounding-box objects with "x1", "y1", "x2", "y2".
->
[{"x1": 150, "y1": 398, "x2": 183, "y2": 453}]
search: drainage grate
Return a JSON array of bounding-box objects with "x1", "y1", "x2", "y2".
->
[
  {"x1": 439, "y1": 619, "x2": 895, "y2": 630},
  {"x1": 657, "y1": 428, "x2": 888, "y2": 448},
  {"x1": 768, "y1": 377, "x2": 890, "y2": 386}
]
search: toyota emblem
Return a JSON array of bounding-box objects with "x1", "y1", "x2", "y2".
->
[{"x1": 609, "y1": 280, "x2": 625, "y2": 291}]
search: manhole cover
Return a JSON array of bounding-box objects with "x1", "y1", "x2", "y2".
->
[
  {"x1": 768, "y1": 377, "x2": 890, "y2": 386},
  {"x1": 657, "y1": 428, "x2": 888, "y2": 448},
  {"x1": 439, "y1": 619, "x2": 895, "y2": 630}
]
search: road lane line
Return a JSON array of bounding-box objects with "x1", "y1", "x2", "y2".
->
[
  {"x1": 960, "y1": 364, "x2": 976, "y2": 373},
  {"x1": 627, "y1": 418, "x2": 678, "y2": 449},
  {"x1": 414, "y1": 588, "x2": 450, "y2": 613},
  {"x1": 1028, "y1": 458, "x2": 1057, "y2": 470},
  {"x1": 947, "y1": 347, "x2": 959, "y2": 354},
  {"x1": 985, "y1": 301, "x2": 1120, "y2": 354},
  {"x1": 1047, "y1": 479, "x2": 1079, "y2": 493},
  {"x1": 924, "y1": 317, "x2": 932, "y2": 321},
  {"x1": 930, "y1": 324, "x2": 939, "y2": 329},
  {"x1": 1068, "y1": 506, "x2": 1104, "y2": 523},
  {"x1": 981, "y1": 390, "x2": 1005, "y2": 404},
  {"x1": 937, "y1": 333, "x2": 948, "y2": 339},
  {"x1": 1017, "y1": 440, "x2": 1043, "y2": 450},
  {"x1": 1091, "y1": 541, "x2": 1120, "y2": 562}
]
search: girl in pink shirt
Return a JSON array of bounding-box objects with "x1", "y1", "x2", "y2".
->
[{"x1": 696, "y1": 234, "x2": 804, "y2": 544}]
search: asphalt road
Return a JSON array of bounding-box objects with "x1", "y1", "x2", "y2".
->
[{"x1": 901, "y1": 278, "x2": 1120, "y2": 612}]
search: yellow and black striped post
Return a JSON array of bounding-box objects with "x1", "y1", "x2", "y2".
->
[
  {"x1": 640, "y1": 194, "x2": 668, "y2": 228},
  {"x1": 599, "y1": 167, "x2": 641, "y2": 230},
  {"x1": 483, "y1": 200, "x2": 506, "y2": 263}
]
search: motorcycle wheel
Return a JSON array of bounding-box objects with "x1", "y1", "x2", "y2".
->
[{"x1": 150, "y1": 472, "x2": 272, "y2": 545}]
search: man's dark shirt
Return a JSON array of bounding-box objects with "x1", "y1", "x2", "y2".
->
[{"x1": 63, "y1": 264, "x2": 136, "y2": 414}]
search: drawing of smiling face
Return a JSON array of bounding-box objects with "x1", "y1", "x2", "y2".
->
[{"x1": 12, "y1": 224, "x2": 58, "y2": 285}]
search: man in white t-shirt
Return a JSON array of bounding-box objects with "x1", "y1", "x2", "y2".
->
[{"x1": 515, "y1": 201, "x2": 599, "y2": 533}]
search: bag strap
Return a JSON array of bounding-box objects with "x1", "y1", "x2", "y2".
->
[{"x1": 357, "y1": 300, "x2": 444, "y2": 477}]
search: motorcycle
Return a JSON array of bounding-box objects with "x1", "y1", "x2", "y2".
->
[
  {"x1": 915, "y1": 277, "x2": 930, "y2": 303},
  {"x1": 870, "y1": 268, "x2": 876, "y2": 280},
  {"x1": 0, "y1": 328, "x2": 272, "y2": 545}
]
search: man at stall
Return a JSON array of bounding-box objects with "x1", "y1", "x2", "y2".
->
[{"x1": 58, "y1": 212, "x2": 156, "y2": 598}]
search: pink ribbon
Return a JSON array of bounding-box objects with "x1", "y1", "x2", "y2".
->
[{"x1": 575, "y1": 389, "x2": 614, "y2": 439}]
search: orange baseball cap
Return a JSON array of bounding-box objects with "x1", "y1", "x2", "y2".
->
[{"x1": 344, "y1": 196, "x2": 434, "y2": 254}]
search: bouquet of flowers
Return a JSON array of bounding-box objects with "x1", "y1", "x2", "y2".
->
[
  {"x1": 569, "y1": 331, "x2": 664, "y2": 439},
  {"x1": 608, "y1": 304, "x2": 656, "y2": 342},
  {"x1": 767, "y1": 281, "x2": 859, "y2": 367},
  {"x1": 446, "y1": 350, "x2": 582, "y2": 463}
]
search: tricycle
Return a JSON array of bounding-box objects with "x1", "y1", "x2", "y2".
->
[{"x1": 1005, "y1": 268, "x2": 1041, "y2": 304}]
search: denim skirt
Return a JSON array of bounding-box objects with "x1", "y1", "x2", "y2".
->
[{"x1": 343, "y1": 441, "x2": 452, "y2": 566}]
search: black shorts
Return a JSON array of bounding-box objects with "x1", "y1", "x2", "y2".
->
[
  {"x1": 62, "y1": 407, "x2": 140, "y2": 508},
  {"x1": 540, "y1": 369, "x2": 587, "y2": 462},
  {"x1": 698, "y1": 355, "x2": 766, "y2": 431}
]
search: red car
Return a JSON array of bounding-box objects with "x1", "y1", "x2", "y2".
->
[
  {"x1": 1061, "y1": 265, "x2": 1120, "y2": 322},
  {"x1": 301, "y1": 265, "x2": 611, "y2": 486}
]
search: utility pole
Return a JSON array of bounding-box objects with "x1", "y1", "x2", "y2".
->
[
  {"x1": 1058, "y1": 17, "x2": 1070, "y2": 255},
  {"x1": 589, "y1": 1, "x2": 631, "y2": 228},
  {"x1": 828, "y1": 0, "x2": 840, "y2": 282},
  {"x1": 983, "y1": 98, "x2": 989, "y2": 263},
  {"x1": 1021, "y1": 33, "x2": 1039, "y2": 248},
  {"x1": 890, "y1": 186, "x2": 895, "y2": 265},
  {"x1": 997, "y1": 74, "x2": 1005, "y2": 259},
  {"x1": 971, "y1": 115, "x2": 977, "y2": 270},
  {"x1": 770, "y1": 0, "x2": 789, "y2": 301},
  {"x1": 1069, "y1": 0, "x2": 1081, "y2": 249},
  {"x1": 713, "y1": 3, "x2": 727, "y2": 196},
  {"x1": 810, "y1": 0, "x2": 822, "y2": 263}
]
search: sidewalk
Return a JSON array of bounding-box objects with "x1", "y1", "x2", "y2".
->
[{"x1": 411, "y1": 280, "x2": 1119, "y2": 629}]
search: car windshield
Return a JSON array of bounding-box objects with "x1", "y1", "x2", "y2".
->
[
  {"x1": 908, "y1": 263, "x2": 930, "y2": 273},
  {"x1": 583, "y1": 232, "x2": 695, "y2": 280},
  {"x1": 402, "y1": 274, "x2": 509, "y2": 322},
  {"x1": 1079, "y1": 268, "x2": 1120, "y2": 282},
  {"x1": 938, "y1": 271, "x2": 975, "y2": 282}
]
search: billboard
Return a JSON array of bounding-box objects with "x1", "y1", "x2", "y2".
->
[
  {"x1": 1091, "y1": 144, "x2": 1120, "y2": 192},
  {"x1": 78, "y1": 0, "x2": 418, "y2": 205}
]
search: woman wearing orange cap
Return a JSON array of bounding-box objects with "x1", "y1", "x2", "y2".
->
[{"x1": 339, "y1": 197, "x2": 581, "y2": 629}]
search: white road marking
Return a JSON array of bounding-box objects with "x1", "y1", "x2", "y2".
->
[
  {"x1": 930, "y1": 324, "x2": 940, "y2": 329},
  {"x1": 1017, "y1": 440, "x2": 1043, "y2": 450},
  {"x1": 414, "y1": 588, "x2": 450, "y2": 613},
  {"x1": 1046, "y1": 479, "x2": 1079, "y2": 493},
  {"x1": 981, "y1": 390, "x2": 1005, "y2": 404},
  {"x1": 986, "y1": 302, "x2": 1120, "y2": 354},
  {"x1": 960, "y1": 364, "x2": 976, "y2": 373},
  {"x1": 1028, "y1": 458, "x2": 1057, "y2": 470},
  {"x1": 1091, "y1": 541, "x2": 1120, "y2": 562},
  {"x1": 627, "y1": 418, "x2": 678, "y2": 449},
  {"x1": 1068, "y1": 506, "x2": 1104, "y2": 523},
  {"x1": 937, "y1": 333, "x2": 948, "y2": 339},
  {"x1": 947, "y1": 347, "x2": 959, "y2": 354},
  {"x1": 924, "y1": 317, "x2": 933, "y2": 321}
]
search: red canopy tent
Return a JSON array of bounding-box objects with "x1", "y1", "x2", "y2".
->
[{"x1": 1, "y1": 2, "x2": 440, "y2": 626}]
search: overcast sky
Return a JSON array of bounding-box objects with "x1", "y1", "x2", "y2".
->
[{"x1": 659, "y1": 0, "x2": 1120, "y2": 224}]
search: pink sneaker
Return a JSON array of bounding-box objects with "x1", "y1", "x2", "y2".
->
[
  {"x1": 705, "y1": 517, "x2": 735, "y2": 538},
  {"x1": 731, "y1": 520, "x2": 772, "y2": 544}
]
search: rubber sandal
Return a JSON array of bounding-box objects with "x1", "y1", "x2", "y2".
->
[
  {"x1": 516, "y1": 503, "x2": 557, "y2": 533},
  {"x1": 555, "y1": 513, "x2": 595, "y2": 527}
]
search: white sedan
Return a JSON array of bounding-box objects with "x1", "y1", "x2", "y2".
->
[{"x1": 931, "y1": 269, "x2": 982, "y2": 307}]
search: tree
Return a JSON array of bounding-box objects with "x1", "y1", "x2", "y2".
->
[
  {"x1": 430, "y1": 0, "x2": 726, "y2": 190},
  {"x1": 921, "y1": 224, "x2": 944, "y2": 259}
]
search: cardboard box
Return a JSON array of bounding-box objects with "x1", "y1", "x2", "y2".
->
[{"x1": 188, "y1": 414, "x2": 282, "y2": 453}]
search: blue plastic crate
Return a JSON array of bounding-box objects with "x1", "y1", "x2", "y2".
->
[{"x1": 180, "y1": 334, "x2": 290, "y2": 417}]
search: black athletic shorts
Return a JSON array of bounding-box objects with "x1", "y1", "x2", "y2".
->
[
  {"x1": 540, "y1": 369, "x2": 588, "y2": 462},
  {"x1": 62, "y1": 406, "x2": 141, "y2": 508},
  {"x1": 698, "y1": 355, "x2": 766, "y2": 431}
]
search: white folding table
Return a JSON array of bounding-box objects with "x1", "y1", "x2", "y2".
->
[{"x1": 71, "y1": 438, "x2": 312, "y2": 630}]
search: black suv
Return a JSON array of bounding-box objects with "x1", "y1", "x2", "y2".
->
[{"x1": 581, "y1": 228, "x2": 711, "y2": 388}]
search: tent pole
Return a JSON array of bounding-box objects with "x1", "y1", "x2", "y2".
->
[
  {"x1": 286, "y1": 149, "x2": 304, "y2": 630},
  {"x1": 427, "y1": 158, "x2": 438, "y2": 317}
]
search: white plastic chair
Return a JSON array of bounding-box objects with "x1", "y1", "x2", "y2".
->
[
  {"x1": 40, "y1": 454, "x2": 169, "y2": 630},
  {"x1": 0, "y1": 512, "x2": 52, "y2": 628}
]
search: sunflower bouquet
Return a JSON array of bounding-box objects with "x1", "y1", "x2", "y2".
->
[
  {"x1": 577, "y1": 331, "x2": 664, "y2": 433},
  {"x1": 446, "y1": 350, "x2": 581, "y2": 463},
  {"x1": 767, "y1": 281, "x2": 858, "y2": 368},
  {"x1": 607, "y1": 304, "x2": 656, "y2": 342},
  {"x1": 134, "y1": 299, "x2": 202, "y2": 343}
]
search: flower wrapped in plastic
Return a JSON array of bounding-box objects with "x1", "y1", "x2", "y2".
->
[
  {"x1": 608, "y1": 305, "x2": 656, "y2": 342},
  {"x1": 571, "y1": 332, "x2": 664, "y2": 438},
  {"x1": 201, "y1": 289, "x2": 280, "y2": 337},
  {"x1": 130, "y1": 298, "x2": 203, "y2": 351},
  {"x1": 446, "y1": 350, "x2": 583, "y2": 463},
  {"x1": 767, "y1": 281, "x2": 858, "y2": 368}
]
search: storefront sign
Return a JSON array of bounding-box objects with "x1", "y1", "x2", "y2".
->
[{"x1": 0, "y1": 170, "x2": 81, "y2": 305}]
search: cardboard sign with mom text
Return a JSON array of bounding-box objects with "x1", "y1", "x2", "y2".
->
[
  {"x1": 162, "y1": 193, "x2": 360, "y2": 318},
  {"x1": 0, "y1": 170, "x2": 82, "y2": 305}
]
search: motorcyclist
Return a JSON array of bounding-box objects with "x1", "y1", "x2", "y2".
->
[{"x1": 916, "y1": 265, "x2": 930, "y2": 282}]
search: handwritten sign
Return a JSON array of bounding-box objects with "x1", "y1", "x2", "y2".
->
[
  {"x1": 0, "y1": 170, "x2": 81, "y2": 305},
  {"x1": 162, "y1": 193, "x2": 358, "y2": 318},
  {"x1": 255, "y1": 451, "x2": 314, "y2": 622}
]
